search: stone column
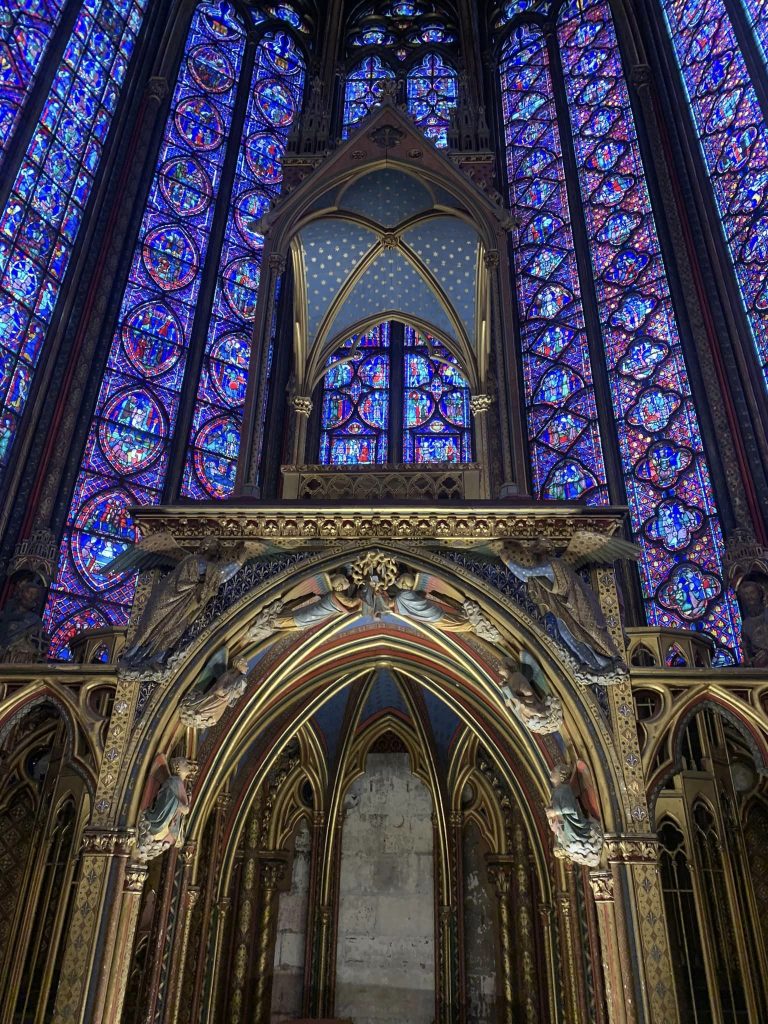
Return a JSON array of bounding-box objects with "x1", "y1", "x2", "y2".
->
[
  {"x1": 469, "y1": 394, "x2": 493, "y2": 499},
  {"x1": 51, "y1": 828, "x2": 135, "y2": 1024},
  {"x1": 204, "y1": 896, "x2": 232, "y2": 1022},
  {"x1": 252, "y1": 854, "x2": 289, "y2": 1024},
  {"x1": 555, "y1": 869, "x2": 585, "y2": 1024},
  {"x1": 164, "y1": 843, "x2": 199, "y2": 1024},
  {"x1": 102, "y1": 860, "x2": 149, "y2": 1023},
  {"x1": 538, "y1": 902, "x2": 558, "y2": 1024},
  {"x1": 589, "y1": 871, "x2": 629, "y2": 1024},
  {"x1": 289, "y1": 394, "x2": 313, "y2": 466},
  {"x1": 486, "y1": 857, "x2": 515, "y2": 1024},
  {"x1": 512, "y1": 820, "x2": 537, "y2": 1024}
]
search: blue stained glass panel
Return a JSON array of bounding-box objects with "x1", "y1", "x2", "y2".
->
[
  {"x1": 45, "y1": 1, "x2": 245, "y2": 656},
  {"x1": 559, "y1": 0, "x2": 740, "y2": 658},
  {"x1": 182, "y1": 30, "x2": 305, "y2": 498},
  {"x1": 403, "y1": 326, "x2": 471, "y2": 463},
  {"x1": 0, "y1": 0, "x2": 68, "y2": 169},
  {"x1": 0, "y1": 0, "x2": 147, "y2": 480},
  {"x1": 406, "y1": 52, "x2": 457, "y2": 147},
  {"x1": 319, "y1": 324, "x2": 390, "y2": 465},
  {"x1": 739, "y1": 0, "x2": 768, "y2": 62},
  {"x1": 662, "y1": 0, "x2": 768, "y2": 394},
  {"x1": 342, "y1": 55, "x2": 395, "y2": 137},
  {"x1": 501, "y1": 24, "x2": 609, "y2": 505}
]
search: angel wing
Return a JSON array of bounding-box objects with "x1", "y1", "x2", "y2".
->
[
  {"x1": 103, "y1": 532, "x2": 190, "y2": 576},
  {"x1": 573, "y1": 759, "x2": 601, "y2": 822},
  {"x1": 139, "y1": 753, "x2": 171, "y2": 813},
  {"x1": 563, "y1": 531, "x2": 640, "y2": 570}
]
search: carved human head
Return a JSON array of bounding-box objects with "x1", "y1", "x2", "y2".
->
[
  {"x1": 395, "y1": 572, "x2": 416, "y2": 590},
  {"x1": 171, "y1": 756, "x2": 193, "y2": 780},
  {"x1": 738, "y1": 581, "x2": 766, "y2": 615},
  {"x1": 329, "y1": 573, "x2": 349, "y2": 592},
  {"x1": 549, "y1": 762, "x2": 570, "y2": 786},
  {"x1": 233, "y1": 656, "x2": 249, "y2": 675}
]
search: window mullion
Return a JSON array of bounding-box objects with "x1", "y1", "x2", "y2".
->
[{"x1": 390, "y1": 319, "x2": 405, "y2": 463}]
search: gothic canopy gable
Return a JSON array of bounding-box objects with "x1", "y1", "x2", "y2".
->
[{"x1": 257, "y1": 99, "x2": 512, "y2": 392}]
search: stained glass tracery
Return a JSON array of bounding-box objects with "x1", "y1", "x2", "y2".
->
[
  {"x1": 342, "y1": 55, "x2": 395, "y2": 137},
  {"x1": 182, "y1": 29, "x2": 305, "y2": 498},
  {"x1": 661, "y1": 0, "x2": 768, "y2": 393},
  {"x1": 403, "y1": 327, "x2": 470, "y2": 462},
  {"x1": 558, "y1": 0, "x2": 740, "y2": 657},
  {"x1": 44, "y1": 1, "x2": 246, "y2": 655},
  {"x1": 0, "y1": 0, "x2": 68, "y2": 169},
  {"x1": 405, "y1": 51, "x2": 457, "y2": 147},
  {"x1": 0, "y1": 0, "x2": 146, "y2": 479},
  {"x1": 501, "y1": 24, "x2": 609, "y2": 504},
  {"x1": 320, "y1": 325, "x2": 391, "y2": 465}
]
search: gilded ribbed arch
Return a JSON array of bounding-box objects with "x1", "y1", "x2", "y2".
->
[
  {"x1": 43, "y1": 3, "x2": 307, "y2": 657},
  {"x1": 499, "y1": 0, "x2": 742, "y2": 659},
  {"x1": 0, "y1": 0, "x2": 147, "y2": 481}
]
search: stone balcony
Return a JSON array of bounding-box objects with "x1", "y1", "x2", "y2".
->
[{"x1": 280, "y1": 463, "x2": 484, "y2": 501}]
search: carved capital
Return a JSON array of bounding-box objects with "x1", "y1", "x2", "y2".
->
[
  {"x1": 125, "y1": 861, "x2": 149, "y2": 892},
  {"x1": 81, "y1": 828, "x2": 135, "y2": 855},
  {"x1": 268, "y1": 253, "x2": 287, "y2": 274},
  {"x1": 291, "y1": 395, "x2": 313, "y2": 417},
  {"x1": 486, "y1": 856, "x2": 515, "y2": 896},
  {"x1": 145, "y1": 76, "x2": 169, "y2": 103},
  {"x1": 258, "y1": 853, "x2": 289, "y2": 890},
  {"x1": 630, "y1": 64, "x2": 652, "y2": 90},
  {"x1": 187, "y1": 885, "x2": 201, "y2": 909},
  {"x1": 469, "y1": 394, "x2": 493, "y2": 417},
  {"x1": 483, "y1": 249, "x2": 500, "y2": 269},
  {"x1": 588, "y1": 871, "x2": 614, "y2": 901},
  {"x1": 604, "y1": 835, "x2": 659, "y2": 864},
  {"x1": 180, "y1": 842, "x2": 198, "y2": 866}
]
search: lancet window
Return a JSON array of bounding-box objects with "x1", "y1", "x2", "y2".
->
[
  {"x1": 44, "y1": 5, "x2": 307, "y2": 656},
  {"x1": 0, "y1": 0, "x2": 147, "y2": 480},
  {"x1": 498, "y1": 0, "x2": 741, "y2": 660},
  {"x1": 318, "y1": 322, "x2": 472, "y2": 466}
]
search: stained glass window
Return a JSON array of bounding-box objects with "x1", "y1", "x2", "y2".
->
[
  {"x1": 661, "y1": 0, "x2": 768, "y2": 393},
  {"x1": 406, "y1": 52, "x2": 457, "y2": 147},
  {"x1": 500, "y1": 24, "x2": 609, "y2": 504},
  {"x1": 0, "y1": 0, "x2": 146, "y2": 479},
  {"x1": 181, "y1": 30, "x2": 305, "y2": 499},
  {"x1": 559, "y1": 0, "x2": 741, "y2": 658},
  {"x1": 44, "y1": 1, "x2": 246, "y2": 656},
  {"x1": 342, "y1": 55, "x2": 395, "y2": 137},
  {"x1": 319, "y1": 324, "x2": 391, "y2": 465},
  {"x1": 0, "y1": 0, "x2": 69, "y2": 169},
  {"x1": 739, "y1": 0, "x2": 768, "y2": 62},
  {"x1": 403, "y1": 327, "x2": 470, "y2": 462}
]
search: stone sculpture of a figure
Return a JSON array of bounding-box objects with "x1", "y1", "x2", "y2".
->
[
  {"x1": 108, "y1": 534, "x2": 270, "y2": 669},
  {"x1": 499, "y1": 660, "x2": 563, "y2": 734},
  {"x1": 392, "y1": 573, "x2": 472, "y2": 630},
  {"x1": 494, "y1": 532, "x2": 638, "y2": 672},
  {"x1": 546, "y1": 763, "x2": 603, "y2": 867},
  {"x1": 136, "y1": 756, "x2": 193, "y2": 861},
  {"x1": 275, "y1": 573, "x2": 362, "y2": 629},
  {"x1": 737, "y1": 581, "x2": 768, "y2": 668},
  {"x1": 0, "y1": 577, "x2": 49, "y2": 662},
  {"x1": 179, "y1": 656, "x2": 249, "y2": 729}
]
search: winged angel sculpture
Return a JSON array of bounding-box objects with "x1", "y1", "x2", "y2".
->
[
  {"x1": 107, "y1": 534, "x2": 272, "y2": 670},
  {"x1": 494, "y1": 531, "x2": 639, "y2": 673}
]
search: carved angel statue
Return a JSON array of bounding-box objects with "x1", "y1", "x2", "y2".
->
[
  {"x1": 499, "y1": 660, "x2": 563, "y2": 734},
  {"x1": 494, "y1": 532, "x2": 638, "y2": 672},
  {"x1": 546, "y1": 763, "x2": 603, "y2": 867},
  {"x1": 179, "y1": 656, "x2": 249, "y2": 729},
  {"x1": 392, "y1": 574, "x2": 503, "y2": 642},
  {"x1": 247, "y1": 573, "x2": 361, "y2": 642},
  {"x1": 136, "y1": 755, "x2": 193, "y2": 861},
  {"x1": 107, "y1": 534, "x2": 270, "y2": 669}
]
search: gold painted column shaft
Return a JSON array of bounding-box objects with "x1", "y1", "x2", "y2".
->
[
  {"x1": 102, "y1": 861, "x2": 149, "y2": 1023},
  {"x1": 487, "y1": 857, "x2": 515, "y2": 1024},
  {"x1": 203, "y1": 896, "x2": 231, "y2": 1022},
  {"x1": 252, "y1": 854, "x2": 288, "y2": 1024},
  {"x1": 589, "y1": 871, "x2": 629, "y2": 1024},
  {"x1": 164, "y1": 842, "x2": 199, "y2": 1024}
]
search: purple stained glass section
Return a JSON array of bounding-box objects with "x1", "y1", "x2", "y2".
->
[
  {"x1": 342, "y1": 55, "x2": 395, "y2": 137},
  {"x1": 739, "y1": 0, "x2": 768, "y2": 62},
  {"x1": 44, "y1": 1, "x2": 246, "y2": 657},
  {"x1": 182, "y1": 30, "x2": 305, "y2": 499},
  {"x1": 403, "y1": 327, "x2": 471, "y2": 463},
  {"x1": 0, "y1": 0, "x2": 68, "y2": 169},
  {"x1": 501, "y1": 24, "x2": 609, "y2": 505},
  {"x1": 559, "y1": 0, "x2": 741, "y2": 658},
  {"x1": 319, "y1": 324, "x2": 390, "y2": 465},
  {"x1": 406, "y1": 51, "x2": 457, "y2": 147},
  {"x1": 0, "y1": 0, "x2": 146, "y2": 479},
  {"x1": 662, "y1": 0, "x2": 768, "y2": 393}
]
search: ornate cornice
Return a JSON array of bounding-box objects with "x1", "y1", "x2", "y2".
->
[{"x1": 604, "y1": 835, "x2": 659, "y2": 863}]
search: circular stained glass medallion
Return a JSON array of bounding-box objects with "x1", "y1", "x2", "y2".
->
[
  {"x1": 234, "y1": 190, "x2": 270, "y2": 247},
  {"x1": 223, "y1": 257, "x2": 261, "y2": 320},
  {"x1": 159, "y1": 157, "x2": 211, "y2": 217},
  {"x1": 175, "y1": 95, "x2": 225, "y2": 150},
  {"x1": 188, "y1": 43, "x2": 236, "y2": 93},
  {"x1": 71, "y1": 488, "x2": 137, "y2": 591},
  {"x1": 142, "y1": 225, "x2": 199, "y2": 291},
  {"x1": 99, "y1": 389, "x2": 165, "y2": 474},
  {"x1": 122, "y1": 302, "x2": 183, "y2": 377},
  {"x1": 210, "y1": 333, "x2": 250, "y2": 406},
  {"x1": 262, "y1": 31, "x2": 303, "y2": 75},
  {"x1": 255, "y1": 78, "x2": 296, "y2": 127},
  {"x1": 194, "y1": 416, "x2": 240, "y2": 497},
  {"x1": 245, "y1": 132, "x2": 284, "y2": 182}
]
